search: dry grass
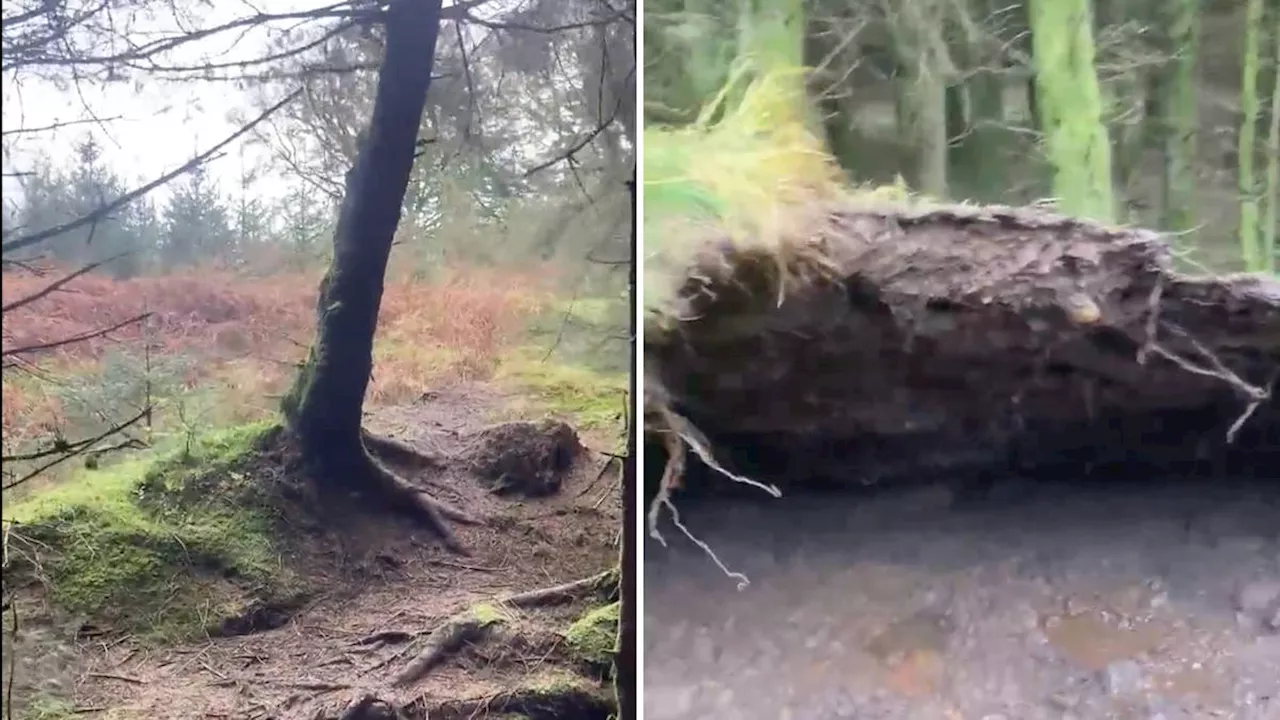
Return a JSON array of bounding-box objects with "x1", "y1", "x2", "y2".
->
[{"x1": 1, "y1": 264, "x2": 555, "y2": 449}]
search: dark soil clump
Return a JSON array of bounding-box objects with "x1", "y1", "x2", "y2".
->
[
  {"x1": 646, "y1": 203, "x2": 1280, "y2": 498},
  {"x1": 462, "y1": 419, "x2": 586, "y2": 497}
]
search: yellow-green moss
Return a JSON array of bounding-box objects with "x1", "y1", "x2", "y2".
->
[
  {"x1": 496, "y1": 348, "x2": 627, "y2": 435},
  {"x1": 3, "y1": 421, "x2": 303, "y2": 642},
  {"x1": 467, "y1": 602, "x2": 512, "y2": 627},
  {"x1": 563, "y1": 601, "x2": 619, "y2": 668},
  {"x1": 523, "y1": 670, "x2": 604, "y2": 697}
]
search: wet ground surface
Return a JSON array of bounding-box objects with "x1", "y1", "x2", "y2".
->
[{"x1": 644, "y1": 474, "x2": 1280, "y2": 720}]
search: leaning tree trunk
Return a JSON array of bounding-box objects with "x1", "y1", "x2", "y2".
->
[
  {"x1": 1027, "y1": 0, "x2": 1115, "y2": 222},
  {"x1": 282, "y1": 0, "x2": 472, "y2": 551},
  {"x1": 1237, "y1": 0, "x2": 1264, "y2": 271}
]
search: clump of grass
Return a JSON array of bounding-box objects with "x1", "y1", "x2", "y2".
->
[{"x1": 3, "y1": 421, "x2": 302, "y2": 642}]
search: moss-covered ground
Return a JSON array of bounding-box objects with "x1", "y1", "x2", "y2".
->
[{"x1": 3, "y1": 422, "x2": 305, "y2": 643}]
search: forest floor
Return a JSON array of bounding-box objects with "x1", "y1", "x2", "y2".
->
[
  {"x1": 644, "y1": 471, "x2": 1280, "y2": 720},
  {"x1": 5, "y1": 382, "x2": 623, "y2": 720},
  {"x1": 1, "y1": 265, "x2": 628, "y2": 720}
]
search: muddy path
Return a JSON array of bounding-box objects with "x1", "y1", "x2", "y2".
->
[{"x1": 644, "y1": 473, "x2": 1280, "y2": 720}]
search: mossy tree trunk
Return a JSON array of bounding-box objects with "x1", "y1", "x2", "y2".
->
[
  {"x1": 1263, "y1": 19, "x2": 1280, "y2": 274},
  {"x1": 283, "y1": 0, "x2": 469, "y2": 550},
  {"x1": 614, "y1": 169, "x2": 637, "y2": 720},
  {"x1": 1237, "y1": 0, "x2": 1265, "y2": 271},
  {"x1": 1158, "y1": 0, "x2": 1202, "y2": 236},
  {"x1": 1027, "y1": 0, "x2": 1115, "y2": 222}
]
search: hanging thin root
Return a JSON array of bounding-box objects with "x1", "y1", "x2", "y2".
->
[
  {"x1": 647, "y1": 408, "x2": 779, "y2": 590},
  {"x1": 361, "y1": 429, "x2": 446, "y2": 468},
  {"x1": 1146, "y1": 321, "x2": 1270, "y2": 443},
  {"x1": 659, "y1": 407, "x2": 782, "y2": 498}
]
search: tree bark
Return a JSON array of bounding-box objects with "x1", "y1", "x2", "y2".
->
[
  {"x1": 282, "y1": 0, "x2": 468, "y2": 550},
  {"x1": 1158, "y1": 0, "x2": 1201, "y2": 236},
  {"x1": 890, "y1": 0, "x2": 949, "y2": 197},
  {"x1": 1263, "y1": 18, "x2": 1280, "y2": 274},
  {"x1": 1027, "y1": 0, "x2": 1115, "y2": 222},
  {"x1": 614, "y1": 169, "x2": 637, "y2": 720},
  {"x1": 946, "y1": 0, "x2": 1008, "y2": 202},
  {"x1": 1237, "y1": 0, "x2": 1265, "y2": 271}
]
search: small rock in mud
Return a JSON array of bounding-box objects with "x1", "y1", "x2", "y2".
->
[
  {"x1": 462, "y1": 419, "x2": 584, "y2": 497},
  {"x1": 1101, "y1": 659, "x2": 1146, "y2": 697}
]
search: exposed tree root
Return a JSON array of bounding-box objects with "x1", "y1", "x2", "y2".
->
[
  {"x1": 362, "y1": 451, "x2": 479, "y2": 554},
  {"x1": 361, "y1": 430, "x2": 446, "y2": 469},
  {"x1": 500, "y1": 570, "x2": 618, "y2": 609},
  {"x1": 337, "y1": 693, "x2": 398, "y2": 720},
  {"x1": 296, "y1": 428, "x2": 479, "y2": 555},
  {"x1": 420, "y1": 686, "x2": 615, "y2": 720},
  {"x1": 391, "y1": 612, "x2": 499, "y2": 687},
  {"x1": 332, "y1": 687, "x2": 614, "y2": 720}
]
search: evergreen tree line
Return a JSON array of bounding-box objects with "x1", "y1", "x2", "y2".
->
[
  {"x1": 1, "y1": 136, "x2": 334, "y2": 277},
  {"x1": 646, "y1": 0, "x2": 1279, "y2": 272}
]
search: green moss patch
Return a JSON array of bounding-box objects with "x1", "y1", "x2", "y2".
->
[
  {"x1": 496, "y1": 348, "x2": 627, "y2": 438},
  {"x1": 562, "y1": 602, "x2": 619, "y2": 669},
  {"x1": 3, "y1": 421, "x2": 307, "y2": 642}
]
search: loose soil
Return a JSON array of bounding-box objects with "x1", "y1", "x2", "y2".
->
[
  {"x1": 644, "y1": 469, "x2": 1280, "y2": 720},
  {"x1": 6, "y1": 383, "x2": 622, "y2": 720}
]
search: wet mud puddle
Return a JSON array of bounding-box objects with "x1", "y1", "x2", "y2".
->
[{"x1": 644, "y1": 477, "x2": 1280, "y2": 719}]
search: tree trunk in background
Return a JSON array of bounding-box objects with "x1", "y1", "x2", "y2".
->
[
  {"x1": 1095, "y1": 0, "x2": 1148, "y2": 222},
  {"x1": 806, "y1": 9, "x2": 861, "y2": 178},
  {"x1": 947, "y1": 0, "x2": 1007, "y2": 202},
  {"x1": 1262, "y1": 23, "x2": 1279, "y2": 274},
  {"x1": 282, "y1": 0, "x2": 467, "y2": 549},
  {"x1": 1159, "y1": 0, "x2": 1202, "y2": 236},
  {"x1": 1237, "y1": 0, "x2": 1267, "y2": 271},
  {"x1": 891, "y1": 0, "x2": 949, "y2": 198},
  {"x1": 614, "y1": 170, "x2": 637, "y2": 720},
  {"x1": 1027, "y1": 0, "x2": 1115, "y2": 222}
]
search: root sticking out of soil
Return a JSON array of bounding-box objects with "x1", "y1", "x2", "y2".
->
[
  {"x1": 337, "y1": 678, "x2": 614, "y2": 720},
  {"x1": 502, "y1": 569, "x2": 619, "y2": 609},
  {"x1": 390, "y1": 603, "x2": 509, "y2": 686},
  {"x1": 3, "y1": 383, "x2": 622, "y2": 720},
  {"x1": 644, "y1": 201, "x2": 1279, "y2": 582}
]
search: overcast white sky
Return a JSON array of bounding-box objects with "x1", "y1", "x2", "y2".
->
[
  {"x1": 0, "y1": 0, "x2": 526, "y2": 211},
  {"x1": 0, "y1": 0, "x2": 334, "y2": 209}
]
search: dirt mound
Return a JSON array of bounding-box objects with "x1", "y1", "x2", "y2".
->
[
  {"x1": 3, "y1": 387, "x2": 622, "y2": 720},
  {"x1": 462, "y1": 419, "x2": 587, "y2": 497},
  {"x1": 646, "y1": 202, "x2": 1280, "y2": 497}
]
